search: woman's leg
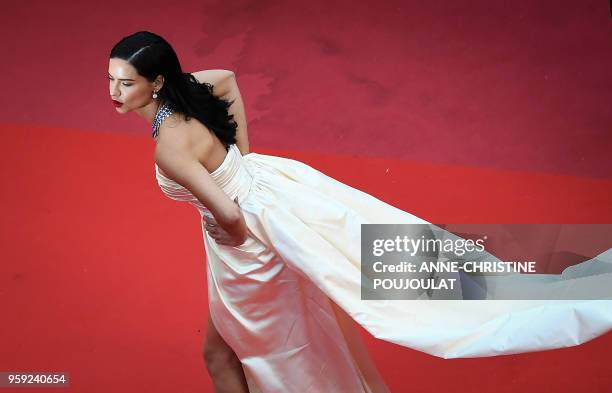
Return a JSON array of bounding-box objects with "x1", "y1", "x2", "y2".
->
[{"x1": 203, "y1": 309, "x2": 250, "y2": 393}]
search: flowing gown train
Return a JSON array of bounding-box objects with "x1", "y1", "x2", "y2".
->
[{"x1": 155, "y1": 144, "x2": 612, "y2": 393}]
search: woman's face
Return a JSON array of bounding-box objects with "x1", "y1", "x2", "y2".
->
[{"x1": 108, "y1": 57, "x2": 157, "y2": 113}]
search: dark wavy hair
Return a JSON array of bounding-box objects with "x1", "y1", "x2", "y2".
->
[{"x1": 109, "y1": 31, "x2": 237, "y2": 151}]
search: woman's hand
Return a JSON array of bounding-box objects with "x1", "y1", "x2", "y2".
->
[{"x1": 203, "y1": 197, "x2": 248, "y2": 247}]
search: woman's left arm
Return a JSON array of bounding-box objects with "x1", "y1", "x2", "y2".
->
[{"x1": 154, "y1": 134, "x2": 248, "y2": 245}]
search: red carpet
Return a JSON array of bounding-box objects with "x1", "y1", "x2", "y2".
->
[
  {"x1": 1, "y1": 123, "x2": 610, "y2": 392},
  {"x1": 1, "y1": 0, "x2": 611, "y2": 391}
]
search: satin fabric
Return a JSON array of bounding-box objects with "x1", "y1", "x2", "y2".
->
[{"x1": 155, "y1": 144, "x2": 612, "y2": 392}]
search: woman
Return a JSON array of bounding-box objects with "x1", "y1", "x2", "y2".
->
[{"x1": 109, "y1": 31, "x2": 612, "y2": 393}]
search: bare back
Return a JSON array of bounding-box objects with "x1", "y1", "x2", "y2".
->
[{"x1": 156, "y1": 112, "x2": 230, "y2": 179}]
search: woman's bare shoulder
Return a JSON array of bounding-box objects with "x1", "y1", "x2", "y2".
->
[
  {"x1": 157, "y1": 113, "x2": 211, "y2": 148},
  {"x1": 155, "y1": 114, "x2": 218, "y2": 168}
]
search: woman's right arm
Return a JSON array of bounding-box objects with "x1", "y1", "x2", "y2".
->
[
  {"x1": 219, "y1": 75, "x2": 250, "y2": 155},
  {"x1": 191, "y1": 70, "x2": 250, "y2": 155}
]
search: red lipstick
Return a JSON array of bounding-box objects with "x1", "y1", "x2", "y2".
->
[{"x1": 112, "y1": 99, "x2": 123, "y2": 108}]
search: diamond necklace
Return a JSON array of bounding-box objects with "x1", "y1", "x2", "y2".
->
[{"x1": 151, "y1": 100, "x2": 173, "y2": 139}]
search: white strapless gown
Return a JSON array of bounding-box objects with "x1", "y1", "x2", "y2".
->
[{"x1": 155, "y1": 143, "x2": 612, "y2": 393}]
